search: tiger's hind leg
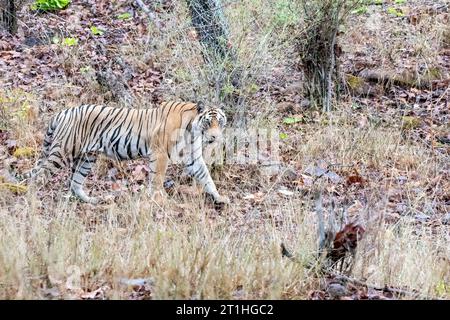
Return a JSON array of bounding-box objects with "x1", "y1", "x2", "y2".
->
[
  {"x1": 70, "y1": 153, "x2": 98, "y2": 204},
  {"x1": 148, "y1": 151, "x2": 169, "y2": 205}
]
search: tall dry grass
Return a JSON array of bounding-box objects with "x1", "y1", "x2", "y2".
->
[{"x1": 1, "y1": 113, "x2": 448, "y2": 298}]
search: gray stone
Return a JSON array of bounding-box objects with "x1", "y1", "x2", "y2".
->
[{"x1": 326, "y1": 283, "x2": 348, "y2": 299}]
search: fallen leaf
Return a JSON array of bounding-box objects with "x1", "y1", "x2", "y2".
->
[
  {"x1": 346, "y1": 169, "x2": 366, "y2": 186},
  {"x1": 329, "y1": 223, "x2": 365, "y2": 263},
  {"x1": 111, "y1": 182, "x2": 121, "y2": 191},
  {"x1": 132, "y1": 164, "x2": 149, "y2": 182}
]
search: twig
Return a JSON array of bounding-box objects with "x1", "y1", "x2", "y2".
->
[
  {"x1": 315, "y1": 191, "x2": 326, "y2": 255},
  {"x1": 135, "y1": 0, "x2": 161, "y2": 30},
  {"x1": 324, "y1": 19, "x2": 337, "y2": 113}
]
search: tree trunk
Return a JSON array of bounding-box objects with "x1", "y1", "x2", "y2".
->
[
  {"x1": 1, "y1": 0, "x2": 18, "y2": 34},
  {"x1": 186, "y1": 0, "x2": 244, "y2": 125},
  {"x1": 186, "y1": 0, "x2": 233, "y2": 63}
]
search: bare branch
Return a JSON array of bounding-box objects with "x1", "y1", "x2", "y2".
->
[{"x1": 135, "y1": 0, "x2": 161, "y2": 30}]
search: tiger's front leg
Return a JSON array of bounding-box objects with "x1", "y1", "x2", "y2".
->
[
  {"x1": 184, "y1": 156, "x2": 229, "y2": 205},
  {"x1": 148, "y1": 151, "x2": 169, "y2": 205}
]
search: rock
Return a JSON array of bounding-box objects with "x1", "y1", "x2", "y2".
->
[
  {"x1": 119, "y1": 277, "x2": 155, "y2": 287},
  {"x1": 304, "y1": 165, "x2": 327, "y2": 177},
  {"x1": 282, "y1": 167, "x2": 299, "y2": 180},
  {"x1": 277, "y1": 102, "x2": 300, "y2": 114},
  {"x1": 41, "y1": 287, "x2": 61, "y2": 298},
  {"x1": 397, "y1": 176, "x2": 408, "y2": 184},
  {"x1": 326, "y1": 283, "x2": 348, "y2": 299},
  {"x1": 259, "y1": 162, "x2": 282, "y2": 177},
  {"x1": 282, "y1": 81, "x2": 302, "y2": 95},
  {"x1": 0, "y1": 168, "x2": 19, "y2": 184},
  {"x1": 304, "y1": 165, "x2": 342, "y2": 184},
  {"x1": 395, "y1": 203, "x2": 408, "y2": 214},
  {"x1": 163, "y1": 178, "x2": 175, "y2": 189},
  {"x1": 259, "y1": 163, "x2": 298, "y2": 181},
  {"x1": 442, "y1": 214, "x2": 450, "y2": 225},
  {"x1": 300, "y1": 99, "x2": 310, "y2": 108}
]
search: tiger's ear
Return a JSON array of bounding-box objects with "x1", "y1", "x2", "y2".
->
[{"x1": 196, "y1": 101, "x2": 205, "y2": 113}]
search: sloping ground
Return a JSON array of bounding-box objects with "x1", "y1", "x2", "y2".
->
[
  {"x1": 0, "y1": 1, "x2": 167, "y2": 106},
  {"x1": 0, "y1": 0, "x2": 449, "y2": 299}
]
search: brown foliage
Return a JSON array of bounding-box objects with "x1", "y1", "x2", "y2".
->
[{"x1": 328, "y1": 222, "x2": 365, "y2": 263}]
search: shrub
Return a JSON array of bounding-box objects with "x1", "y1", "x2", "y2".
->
[{"x1": 296, "y1": 0, "x2": 361, "y2": 112}]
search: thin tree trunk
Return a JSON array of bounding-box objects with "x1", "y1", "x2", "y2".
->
[
  {"x1": 186, "y1": 0, "x2": 232, "y2": 63},
  {"x1": 1, "y1": 0, "x2": 18, "y2": 34},
  {"x1": 186, "y1": 0, "x2": 243, "y2": 125},
  {"x1": 324, "y1": 27, "x2": 338, "y2": 113}
]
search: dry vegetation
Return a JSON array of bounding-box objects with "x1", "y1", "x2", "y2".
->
[{"x1": 0, "y1": 0, "x2": 449, "y2": 299}]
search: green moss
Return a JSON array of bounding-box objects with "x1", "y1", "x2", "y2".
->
[
  {"x1": 346, "y1": 74, "x2": 365, "y2": 90},
  {"x1": 402, "y1": 116, "x2": 421, "y2": 130}
]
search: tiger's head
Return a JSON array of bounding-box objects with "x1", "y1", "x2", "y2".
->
[{"x1": 193, "y1": 102, "x2": 227, "y2": 145}]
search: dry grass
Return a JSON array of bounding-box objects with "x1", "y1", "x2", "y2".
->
[
  {"x1": 1, "y1": 112, "x2": 448, "y2": 299},
  {"x1": 0, "y1": 0, "x2": 449, "y2": 300}
]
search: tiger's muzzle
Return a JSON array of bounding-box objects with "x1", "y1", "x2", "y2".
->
[{"x1": 203, "y1": 121, "x2": 223, "y2": 145}]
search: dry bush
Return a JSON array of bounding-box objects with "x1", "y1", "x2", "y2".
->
[{"x1": 296, "y1": 0, "x2": 361, "y2": 111}]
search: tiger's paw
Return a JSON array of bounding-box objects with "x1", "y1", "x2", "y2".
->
[
  {"x1": 86, "y1": 197, "x2": 99, "y2": 205},
  {"x1": 99, "y1": 195, "x2": 115, "y2": 204},
  {"x1": 214, "y1": 195, "x2": 230, "y2": 209}
]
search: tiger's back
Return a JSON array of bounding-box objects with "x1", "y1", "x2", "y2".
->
[{"x1": 47, "y1": 102, "x2": 197, "y2": 163}]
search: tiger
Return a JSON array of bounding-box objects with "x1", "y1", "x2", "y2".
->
[{"x1": 28, "y1": 101, "x2": 229, "y2": 205}]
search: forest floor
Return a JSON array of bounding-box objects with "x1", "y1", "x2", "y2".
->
[{"x1": 0, "y1": 0, "x2": 449, "y2": 299}]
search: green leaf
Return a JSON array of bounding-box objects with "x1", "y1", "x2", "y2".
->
[
  {"x1": 351, "y1": 6, "x2": 367, "y2": 15},
  {"x1": 247, "y1": 83, "x2": 260, "y2": 94},
  {"x1": 90, "y1": 26, "x2": 104, "y2": 36},
  {"x1": 221, "y1": 83, "x2": 235, "y2": 95},
  {"x1": 283, "y1": 117, "x2": 302, "y2": 125},
  {"x1": 62, "y1": 37, "x2": 78, "y2": 46},
  {"x1": 279, "y1": 133, "x2": 288, "y2": 140},
  {"x1": 435, "y1": 281, "x2": 448, "y2": 296},
  {"x1": 387, "y1": 7, "x2": 404, "y2": 17},
  {"x1": 31, "y1": 0, "x2": 70, "y2": 11},
  {"x1": 394, "y1": 0, "x2": 406, "y2": 4},
  {"x1": 80, "y1": 66, "x2": 91, "y2": 73},
  {"x1": 117, "y1": 12, "x2": 132, "y2": 20},
  {"x1": 401, "y1": 116, "x2": 421, "y2": 130}
]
